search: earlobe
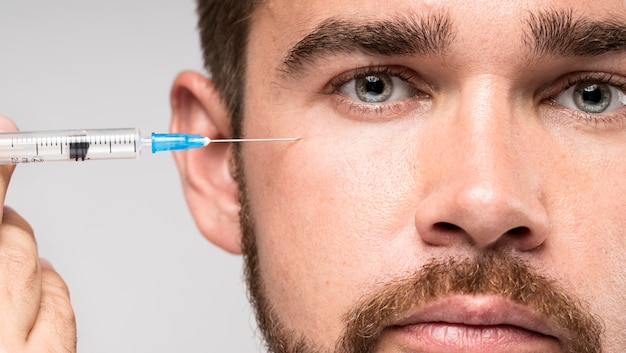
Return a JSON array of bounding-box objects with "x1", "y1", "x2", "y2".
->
[{"x1": 169, "y1": 71, "x2": 243, "y2": 254}]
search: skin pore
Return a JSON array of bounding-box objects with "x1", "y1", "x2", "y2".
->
[{"x1": 174, "y1": 0, "x2": 626, "y2": 352}]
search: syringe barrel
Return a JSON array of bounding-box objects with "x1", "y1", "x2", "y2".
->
[{"x1": 0, "y1": 128, "x2": 143, "y2": 164}]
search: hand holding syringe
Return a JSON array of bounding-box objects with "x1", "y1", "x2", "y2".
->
[{"x1": 0, "y1": 128, "x2": 299, "y2": 164}]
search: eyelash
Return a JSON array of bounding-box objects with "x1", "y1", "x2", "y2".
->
[
  {"x1": 550, "y1": 72, "x2": 626, "y2": 125},
  {"x1": 327, "y1": 66, "x2": 427, "y2": 120},
  {"x1": 329, "y1": 66, "x2": 416, "y2": 92},
  {"x1": 325, "y1": 67, "x2": 626, "y2": 127},
  {"x1": 560, "y1": 72, "x2": 626, "y2": 92}
]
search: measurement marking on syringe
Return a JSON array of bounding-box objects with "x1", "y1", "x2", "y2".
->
[{"x1": 0, "y1": 128, "x2": 287, "y2": 164}]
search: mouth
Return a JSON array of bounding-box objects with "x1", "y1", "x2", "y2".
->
[{"x1": 380, "y1": 294, "x2": 565, "y2": 352}]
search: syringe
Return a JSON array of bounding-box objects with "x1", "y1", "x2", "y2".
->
[{"x1": 0, "y1": 128, "x2": 299, "y2": 164}]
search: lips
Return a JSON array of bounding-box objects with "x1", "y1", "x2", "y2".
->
[{"x1": 380, "y1": 294, "x2": 566, "y2": 352}]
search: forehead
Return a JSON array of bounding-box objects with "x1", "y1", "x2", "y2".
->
[
  {"x1": 249, "y1": 0, "x2": 625, "y2": 64},
  {"x1": 256, "y1": 0, "x2": 623, "y2": 26}
]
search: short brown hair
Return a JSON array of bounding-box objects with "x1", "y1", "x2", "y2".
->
[
  {"x1": 196, "y1": 0, "x2": 260, "y2": 137},
  {"x1": 196, "y1": 2, "x2": 269, "y2": 345}
]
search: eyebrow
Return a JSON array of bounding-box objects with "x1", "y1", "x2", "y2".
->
[
  {"x1": 525, "y1": 10, "x2": 626, "y2": 57},
  {"x1": 279, "y1": 9, "x2": 625, "y2": 76},
  {"x1": 280, "y1": 13, "x2": 454, "y2": 75}
]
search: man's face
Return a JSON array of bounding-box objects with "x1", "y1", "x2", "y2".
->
[{"x1": 236, "y1": 0, "x2": 626, "y2": 351}]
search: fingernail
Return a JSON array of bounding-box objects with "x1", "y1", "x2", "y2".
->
[
  {"x1": 0, "y1": 116, "x2": 18, "y2": 132},
  {"x1": 39, "y1": 258, "x2": 55, "y2": 270}
]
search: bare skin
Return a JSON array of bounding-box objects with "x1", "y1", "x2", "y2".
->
[
  {"x1": 0, "y1": 116, "x2": 76, "y2": 352},
  {"x1": 172, "y1": 0, "x2": 626, "y2": 352},
  {"x1": 3, "y1": 0, "x2": 623, "y2": 351}
]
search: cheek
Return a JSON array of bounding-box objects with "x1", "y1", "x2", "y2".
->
[
  {"x1": 241, "y1": 127, "x2": 420, "y2": 337},
  {"x1": 539, "y1": 135, "x2": 626, "y2": 344}
]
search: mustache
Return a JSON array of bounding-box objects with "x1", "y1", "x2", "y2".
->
[{"x1": 337, "y1": 252, "x2": 602, "y2": 353}]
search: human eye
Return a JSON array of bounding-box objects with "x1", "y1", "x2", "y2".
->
[
  {"x1": 553, "y1": 73, "x2": 626, "y2": 115},
  {"x1": 328, "y1": 66, "x2": 430, "y2": 120},
  {"x1": 335, "y1": 67, "x2": 417, "y2": 103}
]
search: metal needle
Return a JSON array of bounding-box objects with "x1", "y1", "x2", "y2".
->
[{"x1": 208, "y1": 137, "x2": 301, "y2": 143}]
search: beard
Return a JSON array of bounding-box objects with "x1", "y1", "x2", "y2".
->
[{"x1": 232, "y1": 149, "x2": 603, "y2": 353}]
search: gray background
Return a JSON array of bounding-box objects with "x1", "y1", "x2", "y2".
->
[{"x1": 0, "y1": 1, "x2": 259, "y2": 352}]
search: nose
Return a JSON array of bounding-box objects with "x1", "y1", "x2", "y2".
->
[{"x1": 414, "y1": 80, "x2": 549, "y2": 251}]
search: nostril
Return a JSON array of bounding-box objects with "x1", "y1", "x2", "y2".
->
[
  {"x1": 419, "y1": 222, "x2": 469, "y2": 247},
  {"x1": 434, "y1": 222, "x2": 462, "y2": 231},
  {"x1": 428, "y1": 223, "x2": 532, "y2": 247},
  {"x1": 507, "y1": 226, "x2": 530, "y2": 237}
]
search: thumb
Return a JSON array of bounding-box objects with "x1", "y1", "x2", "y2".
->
[{"x1": 0, "y1": 115, "x2": 18, "y2": 209}]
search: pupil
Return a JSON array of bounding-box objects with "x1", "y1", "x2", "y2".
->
[
  {"x1": 354, "y1": 74, "x2": 393, "y2": 103},
  {"x1": 573, "y1": 82, "x2": 611, "y2": 114},
  {"x1": 582, "y1": 85, "x2": 602, "y2": 104},
  {"x1": 365, "y1": 76, "x2": 384, "y2": 95}
]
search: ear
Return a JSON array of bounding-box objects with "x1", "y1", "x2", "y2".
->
[{"x1": 170, "y1": 71, "x2": 242, "y2": 254}]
